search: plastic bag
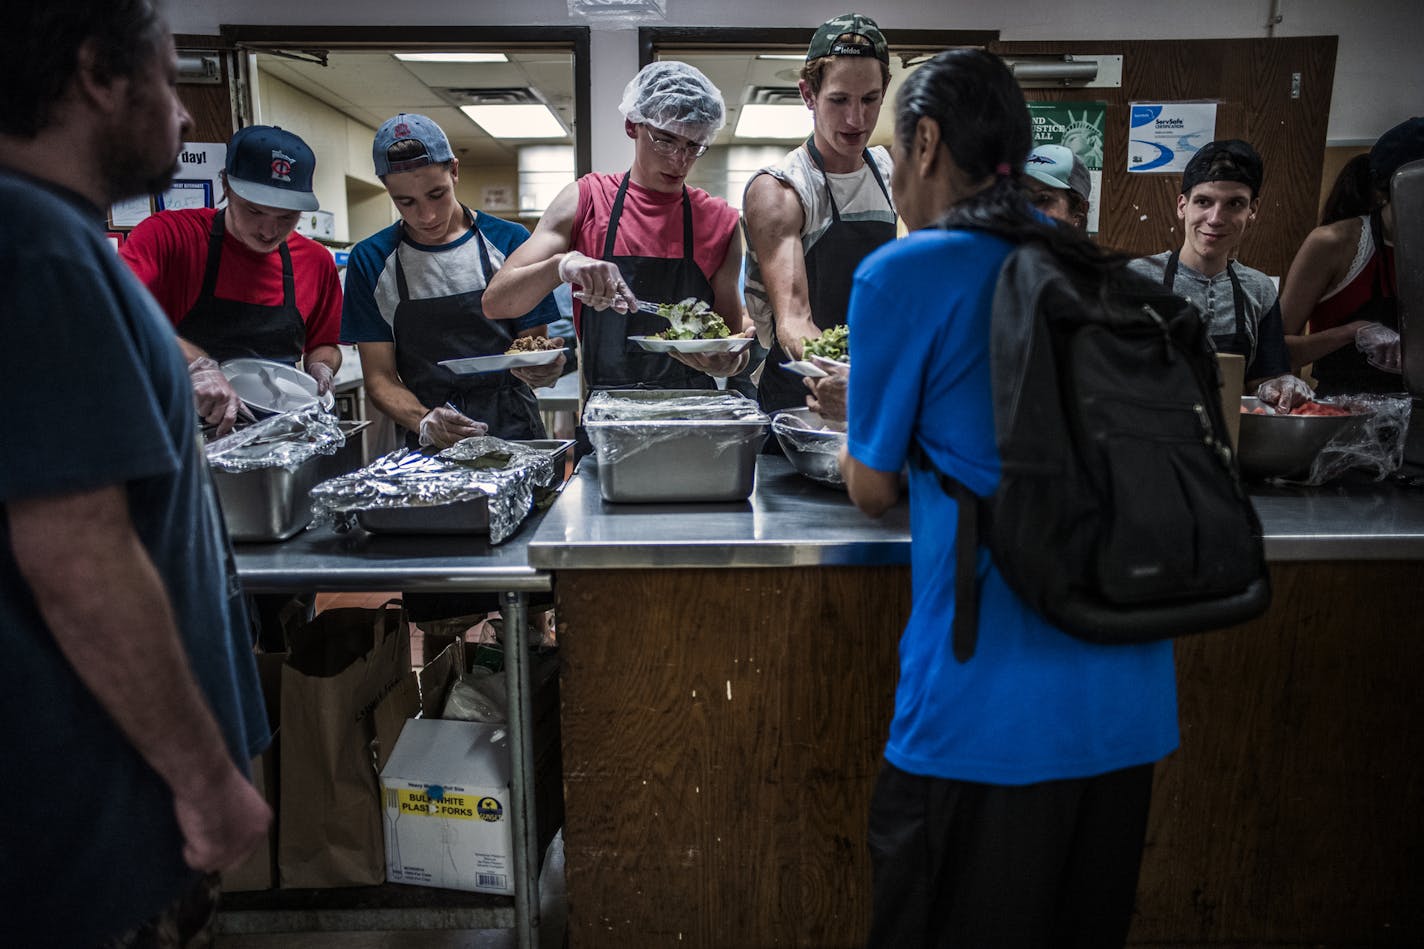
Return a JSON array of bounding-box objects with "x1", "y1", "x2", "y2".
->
[
  {"x1": 442, "y1": 668, "x2": 508, "y2": 724},
  {"x1": 1300, "y1": 394, "x2": 1412, "y2": 485}
]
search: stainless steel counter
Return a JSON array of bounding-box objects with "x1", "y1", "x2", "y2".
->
[
  {"x1": 232, "y1": 507, "x2": 553, "y2": 594},
  {"x1": 528, "y1": 459, "x2": 1424, "y2": 569},
  {"x1": 528, "y1": 457, "x2": 912, "y2": 570}
]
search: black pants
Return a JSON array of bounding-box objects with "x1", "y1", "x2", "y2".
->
[{"x1": 866, "y1": 760, "x2": 1154, "y2": 949}]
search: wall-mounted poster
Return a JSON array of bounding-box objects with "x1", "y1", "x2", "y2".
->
[
  {"x1": 1028, "y1": 101, "x2": 1106, "y2": 233},
  {"x1": 156, "y1": 179, "x2": 213, "y2": 212},
  {"x1": 1127, "y1": 102, "x2": 1218, "y2": 174}
]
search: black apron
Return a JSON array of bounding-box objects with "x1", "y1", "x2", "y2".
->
[
  {"x1": 391, "y1": 207, "x2": 544, "y2": 448},
  {"x1": 1311, "y1": 211, "x2": 1400, "y2": 396},
  {"x1": 179, "y1": 209, "x2": 305, "y2": 365},
  {"x1": 757, "y1": 139, "x2": 896, "y2": 414},
  {"x1": 580, "y1": 173, "x2": 716, "y2": 392},
  {"x1": 1162, "y1": 249, "x2": 1255, "y2": 366}
]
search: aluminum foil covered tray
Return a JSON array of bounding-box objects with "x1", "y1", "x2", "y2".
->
[
  {"x1": 205, "y1": 407, "x2": 351, "y2": 542},
  {"x1": 583, "y1": 390, "x2": 769, "y2": 503},
  {"x1": 310, "y1": 437, "x2": 569, "y2": 543}
]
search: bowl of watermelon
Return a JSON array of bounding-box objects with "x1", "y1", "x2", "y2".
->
[{"x1": 1237, "y1": 396, "x2": 1370, "y2": 480}]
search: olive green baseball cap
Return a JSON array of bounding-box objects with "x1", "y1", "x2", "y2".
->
[{"x1": 806, "y1": 13, "x2": 889, "y2": 65}]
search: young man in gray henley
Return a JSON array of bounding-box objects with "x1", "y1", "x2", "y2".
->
[{"x1": 1128, "y1": 139, "x2": 1314, "y2": 411}]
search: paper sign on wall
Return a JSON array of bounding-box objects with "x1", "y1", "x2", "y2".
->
[
  {"x1": 481, "y1": 185, "x2": 514, "y2": 211},
  {"x1": 158, "y1": 142, "x2": 226, "y2": 212},
  {"x1": 1028, "y1": 101, "x2": 1107, "y2": 233},
  {"x1": 1127, "y1": 103, "x2": 1217, "y2": 174}
]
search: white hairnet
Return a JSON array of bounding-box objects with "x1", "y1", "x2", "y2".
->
[{"x1": 618, "y1": 61, "x2": 726, "y2": 142}]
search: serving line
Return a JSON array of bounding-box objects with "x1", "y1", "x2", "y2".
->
[{"x1": 528, "y1": 458, "x2": 1424, "y2": 570}]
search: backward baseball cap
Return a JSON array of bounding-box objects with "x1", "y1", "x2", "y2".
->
[
  {"x1": 372, "y1": 113, "x2": 456, "y2": 177},
  {"x1": 225, "y1": 125, "x2": 319, "y2": 212},
  {"x1": 806, "y1": 13, "x2": 889, "y2": 65},
  {"x1": 1180, "y1": 139, "x2": 1264, "y2": 198}
]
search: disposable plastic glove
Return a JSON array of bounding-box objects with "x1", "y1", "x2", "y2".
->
[
  {"x1": 1254, "y1": 373, "x2": 1315, "y2": 413},
  {"x1": 1355, "y1": 322, "x2": 1402, "y2": 373},
  {"x1": 559, "y1": 251, "x2": 636, "y2": 313},
  {"x1": 509, "y1": 338, "x2": 566, "y2": 389},
  {"x1": 305, "y1": 360, "x2": 336, "y2": 395},
  {"x1": 805, "y1": 357, "x2": 849, "y2": 423},
  {"x1": 417, "y1": 405, "x2": 488, "y2": 449},
  {"x1": 189, "y1": 356, "x2": 250, "y2": 436}
]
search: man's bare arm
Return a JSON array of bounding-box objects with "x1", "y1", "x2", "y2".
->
[
  {"x1": 356, "y1": 341, "x2": 437, "y2": 433},
  {"x1": 483, "y1": 182, "x2": 581, "y2": 320},
  {"x1": 743, "y1": 174, "x2": 816, "y2": 359},
  {"x1": 8, "y1": 486, "x2": 270, "y2": 872}
]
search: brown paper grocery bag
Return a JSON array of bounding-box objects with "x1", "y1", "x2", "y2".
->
[{"x1": 277, "y1": 601, "x2": 415, "y2": 888}]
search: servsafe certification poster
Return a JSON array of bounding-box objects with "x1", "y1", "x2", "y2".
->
[
  {"x1": 1127, "y1": 102, "x2": 1218, "y2": 174},
  {"x1": 1028, "y1": 101, "x2": 1106, "y2": 233}
]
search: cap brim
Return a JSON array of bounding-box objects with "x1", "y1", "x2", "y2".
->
[
  {"x1": 227, "y1": 177, "x2": 319, "y2": 212},
  {"x1": 1024, "y1": 167, "x2": 1071, "y2": 191}
]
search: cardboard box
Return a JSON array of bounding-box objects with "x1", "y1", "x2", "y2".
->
[{"x1": 380, "y1": 719, "x2": 520, "y2": 894}]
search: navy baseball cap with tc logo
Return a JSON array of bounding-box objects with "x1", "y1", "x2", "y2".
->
[{"x1": 224, "y1": 125, "x2": 320, "y2": 212}]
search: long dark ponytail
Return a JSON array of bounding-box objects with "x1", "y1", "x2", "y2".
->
[{"x1": 896, "y1": 49, "x2": 1126, "y2": 274}]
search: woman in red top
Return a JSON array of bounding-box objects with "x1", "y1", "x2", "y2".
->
[{"x1": 1280, "y1": 117, "x2": 1424, "y2": 394}]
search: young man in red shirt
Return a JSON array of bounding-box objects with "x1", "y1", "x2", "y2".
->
[{"x1": 121, "y1": 125, "x2": 342, "y2": 433}]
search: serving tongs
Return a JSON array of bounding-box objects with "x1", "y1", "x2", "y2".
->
[{"x1": 571, "y1": 288, "x2": 704, "y2": 319}]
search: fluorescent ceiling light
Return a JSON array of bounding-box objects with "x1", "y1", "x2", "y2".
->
[
  {"x1": 460, "y1": 104, "x2": 567, "y2": 139},
  {"x1": 394, "y1": 52, "x2": 508, "y2": 63},
  {"x1": 734, "y1": 104, "x2": 812, "y2": 140},
  {"x1": 755, "y1": 54, "x2": 806, "y2": 61}
]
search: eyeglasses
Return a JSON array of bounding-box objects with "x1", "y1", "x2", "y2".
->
[{"x1": 643, "y1": 126, "x2": 710, "y2": 161}]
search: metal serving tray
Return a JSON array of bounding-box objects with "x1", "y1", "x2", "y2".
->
[
  {"x1": 583, "y1": 390, "x2": 769, "y2": 503},
  {"x1": 212, "y1": 420, "x2": 369, "y2": 543},
  {"x1": 355, "y1": 439, "x2": 574, "y2": 535}
]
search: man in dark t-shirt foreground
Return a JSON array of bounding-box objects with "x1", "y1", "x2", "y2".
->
[{"x1": 0, "y1": 2, "x2": 271, "y2": 944}]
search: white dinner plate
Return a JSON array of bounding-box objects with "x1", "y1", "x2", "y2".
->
[
  {"x1": 221, "y1": 357, "x2": 334, "y2": 414},
  {"x1": 780, "y1": 360, "x2": 829, "y2": 379},
  {"x1": 628, "y1": 335, "x2": 755, "y2": 354},
  {"x1": 440, "y1": 348, "x2": 569, "y2": 375}
]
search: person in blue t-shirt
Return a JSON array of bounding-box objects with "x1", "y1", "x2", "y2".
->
[
  {"x1": 0, "y1": 2, "x2": 271, "y2": 944},
  {"x1": 343, "y1": 113, "x2": 563, "y2": 449},
  {"x1": 834, "y1": 49, "x2": 1179, "y2": 948}
]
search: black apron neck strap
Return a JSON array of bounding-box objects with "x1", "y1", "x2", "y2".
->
[
  {"x1": 468, "y1": 207, "x2": 494, "y2": 281},
  {"x1": 1163, "y1": 249, "x2": 1180, "y2": 289},
  {"x1": 804, "y1": 136, "x2": 890, "y2": 223},
  {"x1": 198, "y1": 209, "x2": 228, "y2": 301},
  {"x1": 1224, "y1": 260, "x2": 1249, "y2": 340},
  {"x1": 604, "y1": 172, "x2": 695, "y2": 262},
  {"x1": 200, "y1": 208, "x2": 294, "y2": 308}
]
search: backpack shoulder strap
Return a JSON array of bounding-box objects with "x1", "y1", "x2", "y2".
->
[{"x1": 907, "y1": 440, "x2": 983, "y2": 663}]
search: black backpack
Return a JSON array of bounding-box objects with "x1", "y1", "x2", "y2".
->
[{"x1": 912, "y1": 239, "x2": 1271, "y2": 662}]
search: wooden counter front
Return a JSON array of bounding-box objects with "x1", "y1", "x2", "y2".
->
[{"x1": 553, "y1": 561, "x2": 1424, "y2": 948}]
